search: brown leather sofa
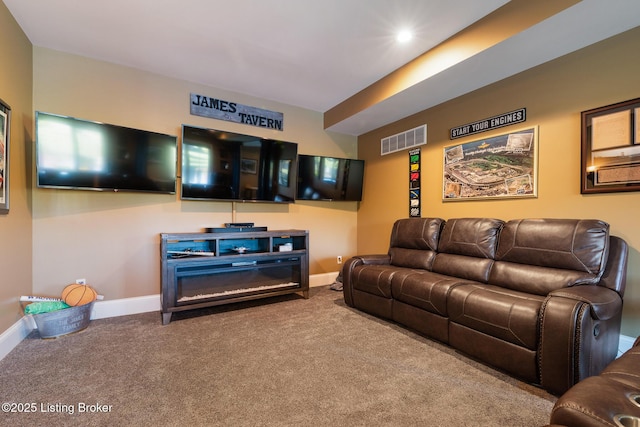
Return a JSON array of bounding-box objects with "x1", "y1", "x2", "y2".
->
[
  {"x1": 342, "y1": 217, "x2": 628, "y2": 395},
  {"x1": 548, "y1": 336, "x2": 640, "y2": 427}
]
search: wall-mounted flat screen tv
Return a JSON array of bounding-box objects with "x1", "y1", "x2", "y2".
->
[
  {"x1": 296, "y1": 154, "x2": 364, "y2": 201},
  {"x1": 181, "y1": 125, "x2": 298, "y2": 203},
  {"x1": 36, "y1": 112, "x2": 177, "y2": 194}
]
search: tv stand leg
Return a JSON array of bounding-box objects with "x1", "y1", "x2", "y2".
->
[
  {"x1": 162, "y1": 312, "x2": 172, "y2": 325},
  {"x1": 302, "y1": 290, "x2": 309, "y2": 299}
]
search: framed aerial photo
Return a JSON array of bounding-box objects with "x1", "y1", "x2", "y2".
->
[
  {"x1": 0, "y1": 98, "x2": 10, "y2": 214},
  {"x1": 443, "y1": 126, "x2": 538, "y2": 201},
  {"x1": 581, "y1": 97, "x2": 640, "y2": 194}
]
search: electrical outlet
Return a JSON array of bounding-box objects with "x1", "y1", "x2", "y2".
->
[
  {"x1": 337, "y1": 256, "x2": 342, "y2": 264},
  {"x1": 76, "y1": 278, "x2": 86, "y2": 285}
]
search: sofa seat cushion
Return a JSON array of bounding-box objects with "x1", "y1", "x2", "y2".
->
[
  {"x1": 448, "y1": 284, "x2": 545, "y2": 350},
  {"x1": 351, "y1": 265, "x2": 419, "y2": 299},
  {"x1": 391, "y1": 271, "x2": 475, "y2": 316}
]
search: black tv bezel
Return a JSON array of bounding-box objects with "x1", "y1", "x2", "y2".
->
[
  {"x1": 180, "y1": 124, "x2": 298, "y2": 204},
  {"x1": 35, "y1": 111, "x2": 178, "y2": 194},
  {"x1": 296, "y1": 154, "x2": 364, "y2": 202}
]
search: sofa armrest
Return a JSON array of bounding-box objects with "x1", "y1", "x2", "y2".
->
[
  {"x1": 548, "y1": 285, "x2": 622, "y2": 321},
  {"x1": 540, "y1": 286, "x2": 623, "y2": 395},
  {"x1": 342, "y1": 254, "x2": 390, "y2": 307}
]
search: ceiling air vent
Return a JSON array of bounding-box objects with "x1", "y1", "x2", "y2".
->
[{"x1": 380, "y1": 124, "x2": 427, "y2": 156}]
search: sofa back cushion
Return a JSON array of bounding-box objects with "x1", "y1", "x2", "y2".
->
[
  {"x1": 432, "y1": 218, "x2": 504, "y2": 283},
  {"x1": 389, "y1": 218, "x2": 444, "y2": 270},
  {"x1": 490, "y1": 218, "x2": 610, "y2": 294}
]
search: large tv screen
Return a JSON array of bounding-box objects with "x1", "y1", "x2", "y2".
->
[
  {"x1": 181, "y1": 125, "x2": 298, "y2": 203},
  {"x1": 36, "y1": 112, "x2": 177, "y2": 194},
  {"x1": 296, "y1": 154, "x2": 364, "y2": 201}
]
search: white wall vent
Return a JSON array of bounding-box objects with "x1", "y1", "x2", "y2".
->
[{"x1": 380, "y1": 124, "x2": 427, "y2": 156}]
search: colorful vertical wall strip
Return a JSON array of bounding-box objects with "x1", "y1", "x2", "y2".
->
[{"x1": 409, "y1": 148, "x2": 421, "y2": 217}]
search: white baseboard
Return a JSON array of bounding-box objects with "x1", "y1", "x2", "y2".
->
[
  {"x1": 310, "y1": 271, "x2": 339, "y2": 288},
  {"x1": 90, "y1": 294, "x2": 160, "y2": 320},
  {"x1": 0, "y1": 316, "x2": 36, "y2": 361}
]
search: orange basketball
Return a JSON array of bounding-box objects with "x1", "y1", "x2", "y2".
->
[{"x1": 61, "y1": 284, "x2": 97, "y2": 306}]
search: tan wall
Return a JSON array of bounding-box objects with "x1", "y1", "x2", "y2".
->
[
  {"x1": 32, "y1": 48, "x2": 357, "y2": 301},
  {"x1": 0, "y1": 3, "x2": 33, "y2": 333},
  {"x1": 357, "y1": 27, "x2": 640, "y2": 336}
]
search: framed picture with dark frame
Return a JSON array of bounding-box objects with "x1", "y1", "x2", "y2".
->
[
  {"x1": 0, "y1": 98, "x2": 10, "y2": 214},
  {"x1": 581, "y1": 97, "x2": 640, "y2": 194}
]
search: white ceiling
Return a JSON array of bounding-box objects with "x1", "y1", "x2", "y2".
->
[{"x1": 4, "y1": 0, "x2": 640, "y2": 136}]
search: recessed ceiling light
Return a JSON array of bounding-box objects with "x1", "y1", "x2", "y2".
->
[{"x1": 396, "y1": 29, "x2": 413, "y2": 43}]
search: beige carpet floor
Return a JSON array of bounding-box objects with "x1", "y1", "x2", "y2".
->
[{"x1": 0, "y1": 286, "x2": 556, "y2": 426}]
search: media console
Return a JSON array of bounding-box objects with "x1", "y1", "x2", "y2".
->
[{"x1": 160, "y1": 229, "x2": 309, "y2": 324}]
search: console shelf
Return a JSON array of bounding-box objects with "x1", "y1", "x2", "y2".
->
[{"x1": 160, "y1": 229, "x2": 309, "y2": 324}]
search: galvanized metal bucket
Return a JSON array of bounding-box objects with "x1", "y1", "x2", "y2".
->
[{"x1": 31, "y1": 302, "x2": 94, "y2": 339}]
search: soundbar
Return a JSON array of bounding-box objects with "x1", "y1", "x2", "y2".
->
[
  {"x1": 205, "y1": 226, "x2": 268, "y2": 233},
  {"x1": 225, "y1": 222, "x2": 255, "y2": 228}
]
